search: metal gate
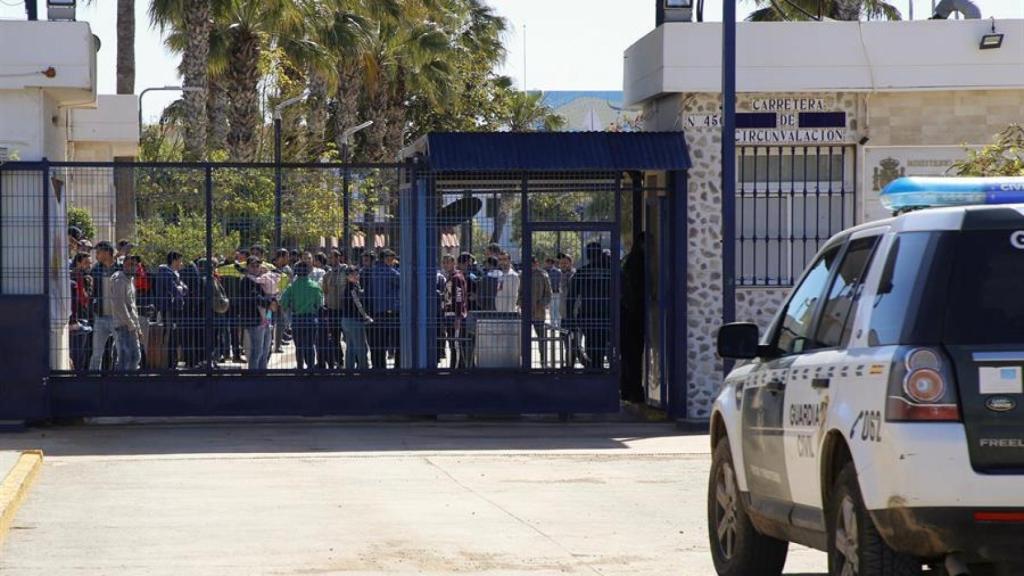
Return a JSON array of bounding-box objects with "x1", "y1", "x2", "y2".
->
[
  {"x1": 0, "y1": 160, "x2": 627, "y2": 419},
  {"x1": 735, "y1": 145, "x2": 857, "y2": 286}
]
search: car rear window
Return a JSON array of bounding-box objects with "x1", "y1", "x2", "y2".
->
[
  {"x1": 867, "y1": 231, "x2": 953, "y2": 346},
  {"x1": 945, "y1": 228, "x2": 1024, "y2": 345}
]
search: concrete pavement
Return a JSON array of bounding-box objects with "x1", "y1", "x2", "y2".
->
[{"x1": 0, "y1": 422, "x2": 827, "y2": 575}]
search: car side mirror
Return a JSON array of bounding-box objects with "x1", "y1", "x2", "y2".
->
[{"x1": 717, "y1": 322, "x2": 761, "y2": 360}]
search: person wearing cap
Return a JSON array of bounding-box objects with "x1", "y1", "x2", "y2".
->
[
  {"x1": 88, "y1": 241, "x2": 121, "y2": 371},
  {"x1": 362, "y1": 248, "x2": 401, "y2": 369},
  {"x1": 280, "y1": 261, "x2": 324, "y2": 371},
  {"x1": 109, "y1": 255, "x2": 142, "y2": 372}
]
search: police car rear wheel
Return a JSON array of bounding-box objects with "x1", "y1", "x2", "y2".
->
[
  {"x1": 827, "y1": 463, "x2": 920, "y2": 576},
  {"x1": 708, "y1": 439, "x2": 788, "y2": 576}
]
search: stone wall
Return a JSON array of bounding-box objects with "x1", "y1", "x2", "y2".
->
[
  {"x1": 736, "y1": 287, "x2": 789, "y2": 332},
  {"x1": 869, "y1": 90, "x2": 1024, "y2": 146},
  {"x1": 656, "y1": 92, "x2": 862, "y2": 419}
]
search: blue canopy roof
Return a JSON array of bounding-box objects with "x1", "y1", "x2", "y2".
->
[{"x1": 421, "y1": 132, "x2": 690, "y2": 172}]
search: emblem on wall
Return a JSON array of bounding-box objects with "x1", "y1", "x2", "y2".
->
[{"x1": 872, "y1": 157, "x2": 906, "y2": 192}]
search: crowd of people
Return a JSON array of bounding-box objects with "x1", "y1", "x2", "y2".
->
[
  {"x1": 438, "y1": 242, "x2": 613, "y2": 370},
  {"x1": 65, "y1": 227, "x2": 613, "y2": 374}
]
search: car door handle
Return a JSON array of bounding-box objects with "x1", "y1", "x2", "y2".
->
[
  {"x1": 765, "y1": 379, "x2": 786, "y2": 393},
  {"x1": 812, "y1": 378, "x2": 831, "y2": 390}
]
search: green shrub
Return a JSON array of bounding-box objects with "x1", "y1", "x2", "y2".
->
[{"x1": 67, "y1": 206, "x2": 96, "y2": 240}]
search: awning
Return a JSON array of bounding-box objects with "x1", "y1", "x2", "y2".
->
[{"x1": 417, "y1": 132, "x2": 690, "y2": 173}]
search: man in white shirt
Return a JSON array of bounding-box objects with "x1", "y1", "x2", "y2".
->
[{"x1": 494, "y1": 252, "x2": 520, "y2": 313}]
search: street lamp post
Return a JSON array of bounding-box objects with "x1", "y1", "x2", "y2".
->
[
  {"x1": 339, "y1": 120, "x2": 374, "y2": 163},
  {"x1": 722, "y1": 1, "x2": 737, "y2": 361},
  {"x1": 272, "y1": 94, "x2": 306, "y2": 249},
  {"x1": 338, "y1": 120, "x2": 373, "y2": 258},
  {"x1": 138, "y1": 85, "x2": 203, "y2": 142}
]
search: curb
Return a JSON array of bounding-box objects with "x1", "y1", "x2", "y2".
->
[{"x1": 0, "y1": 450, "x2": 43, "y2": 544}]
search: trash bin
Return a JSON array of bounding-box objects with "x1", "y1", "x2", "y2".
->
[{"x1": 474, "y1": 311, "x2": 521, "y2": 368}]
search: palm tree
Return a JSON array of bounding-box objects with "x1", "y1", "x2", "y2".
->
[
  {"x1": 504, "y1": 91, "x2": 565, "y2": 132},
  {"x1": 117, "y1": 0, "x2": 135, "y2": 94},
  {"x1": 747, "y1": 0, "x2": 901, "y2": 21},
  {"x1": 364, "y1": 20, "x2": 453, "y2": 161},
  {"x1": 151, "y1": 0, "x2": 214, "y2": 160},
  {"x1": 219, "y1": 0, "x2": 308, "y2": 161}
]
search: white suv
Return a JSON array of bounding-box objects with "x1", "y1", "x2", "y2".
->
[{"x1": 709, "y1": 199, "x2": 1024, "y2": 576}]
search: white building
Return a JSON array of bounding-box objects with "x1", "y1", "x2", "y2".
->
[
  {"x1": 0, "y1": 19, "x2": 138, "y2": 369},
  {"x1": 624, "y1": 17, "x2": 1024, "y2": 419}
]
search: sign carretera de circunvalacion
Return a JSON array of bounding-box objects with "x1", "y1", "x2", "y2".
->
[{"x1": 684, "y1": 97, "x2": 849, "y2": 144}]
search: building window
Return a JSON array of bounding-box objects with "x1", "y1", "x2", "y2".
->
[{"x1": 737, "y1": 145, "x2": 856, "y2": 287}]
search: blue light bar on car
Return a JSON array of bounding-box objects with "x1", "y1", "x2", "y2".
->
[{"x1": 881, "y1": 177, "x2": 1024, "y2": 212}]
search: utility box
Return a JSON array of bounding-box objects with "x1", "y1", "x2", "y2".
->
[
  {"x1": 474, "y1": 313, "x2": 521, "y2": 368},
  {"x1": 656, "y1": 0, "x2": 693, "y2": 25}
]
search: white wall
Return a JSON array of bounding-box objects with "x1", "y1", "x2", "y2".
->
[
  {"x1": 625, "y1": 19, "x2": 1024, "y2": 105},
  {"x1": 0, "y1": 90, "x2": 45, "y2": 160},
  {"x1": 69, "y1": 94, "x2": 139, "y2": 157}
]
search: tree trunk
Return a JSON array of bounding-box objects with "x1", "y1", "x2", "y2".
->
[
  {"x1": 305, "y1": 68, "x2": 328, "y2": 162},
  {"x1": 206, "y1": 78, "x2": 229, "y2": 152},
  {"x1": 333, "y1": 58, "x2": 362, "y2": 162},
  {"x1": 181, "y1": 0, "x2": 211, "y2": 161},
  {"x1": 226, "y1": 29, "x2": 261, "y2": 162},
  {"x1": 116, "y1": 0, "x2": 135, "y2": 95},
  {"x1": 832, "y1": 0, "x2": 863, "y2": 20},
  {"x1": 114, "y1": 0, "x2": 135, "y2": 245},
  {"x1": 362, "y1": 86, "x2": 390, "y2": 162}
]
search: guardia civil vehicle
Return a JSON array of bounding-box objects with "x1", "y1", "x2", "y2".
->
[{"x1": 709, "y1": 178, "x2": 1024, "y2": 576}]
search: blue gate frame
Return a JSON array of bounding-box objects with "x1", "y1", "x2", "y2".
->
[{"x1": 0, "y1": 132, "x2": 691, "y2": 421}]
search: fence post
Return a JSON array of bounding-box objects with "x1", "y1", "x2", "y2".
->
[
  {"x1": 42, "y1": 159, "x2": 51, "y2": 377},
  {"x1": 520, "y1": 173, "x2": 532, "y2": 371},
  {"x1": 274, "y1": 119, "x2": 283, "y2": 249},
  {"x1": 204, "y1": 165, "x2": 214, "y2": 374},
  {"x1": 342, "y1": 167, "x2": 350, "y2": 262}
]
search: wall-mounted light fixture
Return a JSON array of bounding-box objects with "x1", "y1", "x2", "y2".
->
[
  {"x1": 980, "y1": 17, "x2": 1004, "y2": 50},
  {"x1": 47, "y1": 0, "x2": 76, "y2": 21}
]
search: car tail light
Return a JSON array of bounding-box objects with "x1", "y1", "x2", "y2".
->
[
  {"x1": 904, "y1": 368, "x2": 945, "y2": 403},
  {"x1": 974, "y1": 512, "x2": 1024, "y2": 523},
  {"x1": 886, "y1": 347, "x2": 961, "y2": 422}
]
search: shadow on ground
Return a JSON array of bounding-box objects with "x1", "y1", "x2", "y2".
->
[{"x1": 0, "y1": 420, "x2": 700, "y2": 458}]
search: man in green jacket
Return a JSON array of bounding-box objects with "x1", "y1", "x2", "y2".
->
[{"x1": 280, "y1": 262, "x2": 324, "y2": 370}]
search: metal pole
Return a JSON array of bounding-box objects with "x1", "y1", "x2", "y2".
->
[
  {"x1": 722, "y1": 0, "x2": 737, "y2": 331},
  {"x1": 342, "y1": 168, "x2": 351, "y2": 262},
  {"x1": 274, "y1": 117, "x2": 283, "y2": 249},
  {"x1": 520, "y1": 173, "x2": 532, "y2": 371},
  {"x1": 204, "y1": 166, "x2": 214, "y2": 374}
]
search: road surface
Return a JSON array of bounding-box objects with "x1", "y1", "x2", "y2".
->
[{"x1": 0, "y1": 422, "x2": 827, "y2": 575}]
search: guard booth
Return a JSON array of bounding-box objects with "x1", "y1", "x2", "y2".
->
[{"x1": 0, "y1": 132, "x2": 691, "y2": 422}]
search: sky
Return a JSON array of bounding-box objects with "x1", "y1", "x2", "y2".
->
[{"x1": 1, "y1": 0, "x2": 1023, "y2": 120}]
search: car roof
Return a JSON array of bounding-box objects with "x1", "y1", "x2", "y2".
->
[{"x1": 830, "y1": 203, "x2": 1024, "y2": 243}]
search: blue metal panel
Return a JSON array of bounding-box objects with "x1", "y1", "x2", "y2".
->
[
  {"x1": 416, "y1": 174, "x2": 430, "y2": 369},
  {"x1": 48, "y1": 372, "x2": 621, "y2": 417},
  {"x1": 424, "y1": 132, "x2": 691, "y2": 172},
  {"x1": 0, "y1": 296, "x2": 50, "y2": 421}
]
